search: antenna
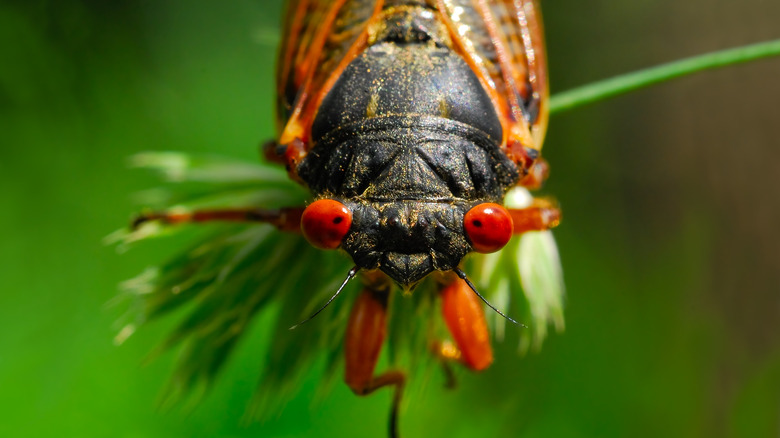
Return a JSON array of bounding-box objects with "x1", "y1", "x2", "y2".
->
[
  {"x1": 453, "y1": 268, "x2": 526, "y2": 328},
  {"x1": 289, "y1": 266, "x2": 359, "y2": 330}
]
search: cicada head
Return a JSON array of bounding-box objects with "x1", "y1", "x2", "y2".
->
[
  {"x1": 340, "y1": 199, "x2": 471, "y2": 287},
  {"x1": 301, "y1": 195, "x2": 517, "y2": 288},
  {"x1": 298, "y1": 115, "x2": 519, "y2": 287}
]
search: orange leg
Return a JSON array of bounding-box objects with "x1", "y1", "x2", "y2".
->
[
  {"x1": 518, "y1": 158, "x2": 550, "y2": 190},
  {"x1": 260, "y1": 140, "x2": 285, "y2": 165},
  {"x1": 344, "y1": 287, "x2": 405, "y2": 438},
  {"x1": 261, "y1": 138, "x2": 307, "y2": 182},
  {"x1": 440, "y1": 278, "x2": 493, "y2": 371},
  {"x1": 430, "y1": 339, "x2": 459, "y2": 389},
  {"x1": 508, "y1": 200, "x2": 561, "y2": 234},
  {"x1": 131, "y1": 207, "x2": 304, "y2": 232}
]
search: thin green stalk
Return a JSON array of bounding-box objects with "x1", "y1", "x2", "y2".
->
[{"x1": 549, "y1": 39, "x2": 780, "y2": 115}]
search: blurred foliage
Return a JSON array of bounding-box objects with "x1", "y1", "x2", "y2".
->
[
  {"x1": 108, "y1": 151, "x2": 564, "y2": 419},
  {"x1": 1, "y1": 1, "x2": 779, "y2": 438}
]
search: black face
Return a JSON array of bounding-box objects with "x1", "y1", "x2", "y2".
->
[
  {"x1": 298, "y1": 116, "x2": 518, "y2": 286},
  {"x1": 340, "y1": 200, "x2": 471, "y2": 286}
]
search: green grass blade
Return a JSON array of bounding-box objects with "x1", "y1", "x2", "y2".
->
[{"x1": 550, "y1": 39, "x2": 780, "y2": 114}]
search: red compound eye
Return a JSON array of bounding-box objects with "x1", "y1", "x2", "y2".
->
[
  {"x1": 301, "y1": 199, "x2": 353, "y2": 250},
  {"x1": 464, "y1": 203, "x2": 513, "y2": 253}
]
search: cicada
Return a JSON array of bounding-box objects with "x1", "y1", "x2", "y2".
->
[{"x1": 133, "y1": 0, "x2": 560, "y2": 436}]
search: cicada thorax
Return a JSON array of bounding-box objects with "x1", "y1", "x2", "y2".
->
[
  {"x1": 295, "y1": 4, "x2": 519, "y2": 286},
  {"x1": 275, "y1": 1, "x2": 548, "y2": 168}
]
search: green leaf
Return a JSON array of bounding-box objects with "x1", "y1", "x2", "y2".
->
[{"x1": 550, "y1": 39, "x2": 780, "y2": 114}]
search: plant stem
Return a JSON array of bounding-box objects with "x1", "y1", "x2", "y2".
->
[{"x1": 549, "y1": 39, "x2": 780, "y2": 115}]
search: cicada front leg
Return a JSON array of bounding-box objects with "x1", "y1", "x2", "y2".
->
[
  {"x1": 508, "y1": 199, "x2": 561, "y2": 234},
  {"x1": 131, "y1": 207, "x2": 304, "y2": 233},
  {"x1": 438, "y1": 277, "x2": 494, "y2": 373},
  {"x1": 344, "y1": 280, "x2": 405, "y2": 438},
  {"x1": 261, "y1": 137, "x2": 307, "y2": 183},
  {"x1": 518, "y1": 158, "x2": 550, "y2": 190}
]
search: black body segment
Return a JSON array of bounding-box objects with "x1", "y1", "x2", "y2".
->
[
  {"x1": 310, "y1": 41, "x2": 503, "y2": 143},
  {"x1": 297, "y1": 7, "x2": 520, "y2": 286},
  {"x1": 301, "y1": 117, "x2": 516, "y2": 201}
]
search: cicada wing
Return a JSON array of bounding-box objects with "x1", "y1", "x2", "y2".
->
[
  {"x1": 437, "y1": 0, "x2": 549, "y2": 150},
  {"x1": 518, "y1": 0, "x2": 549, "y2": 148},
  {"x1": 276, "y1": 0, "x2": 381, "y2": 143}
]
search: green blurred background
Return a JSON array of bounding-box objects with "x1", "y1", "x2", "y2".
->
[{"x1": 1, "y1": 1, "x2": 779, "y2": 437}]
